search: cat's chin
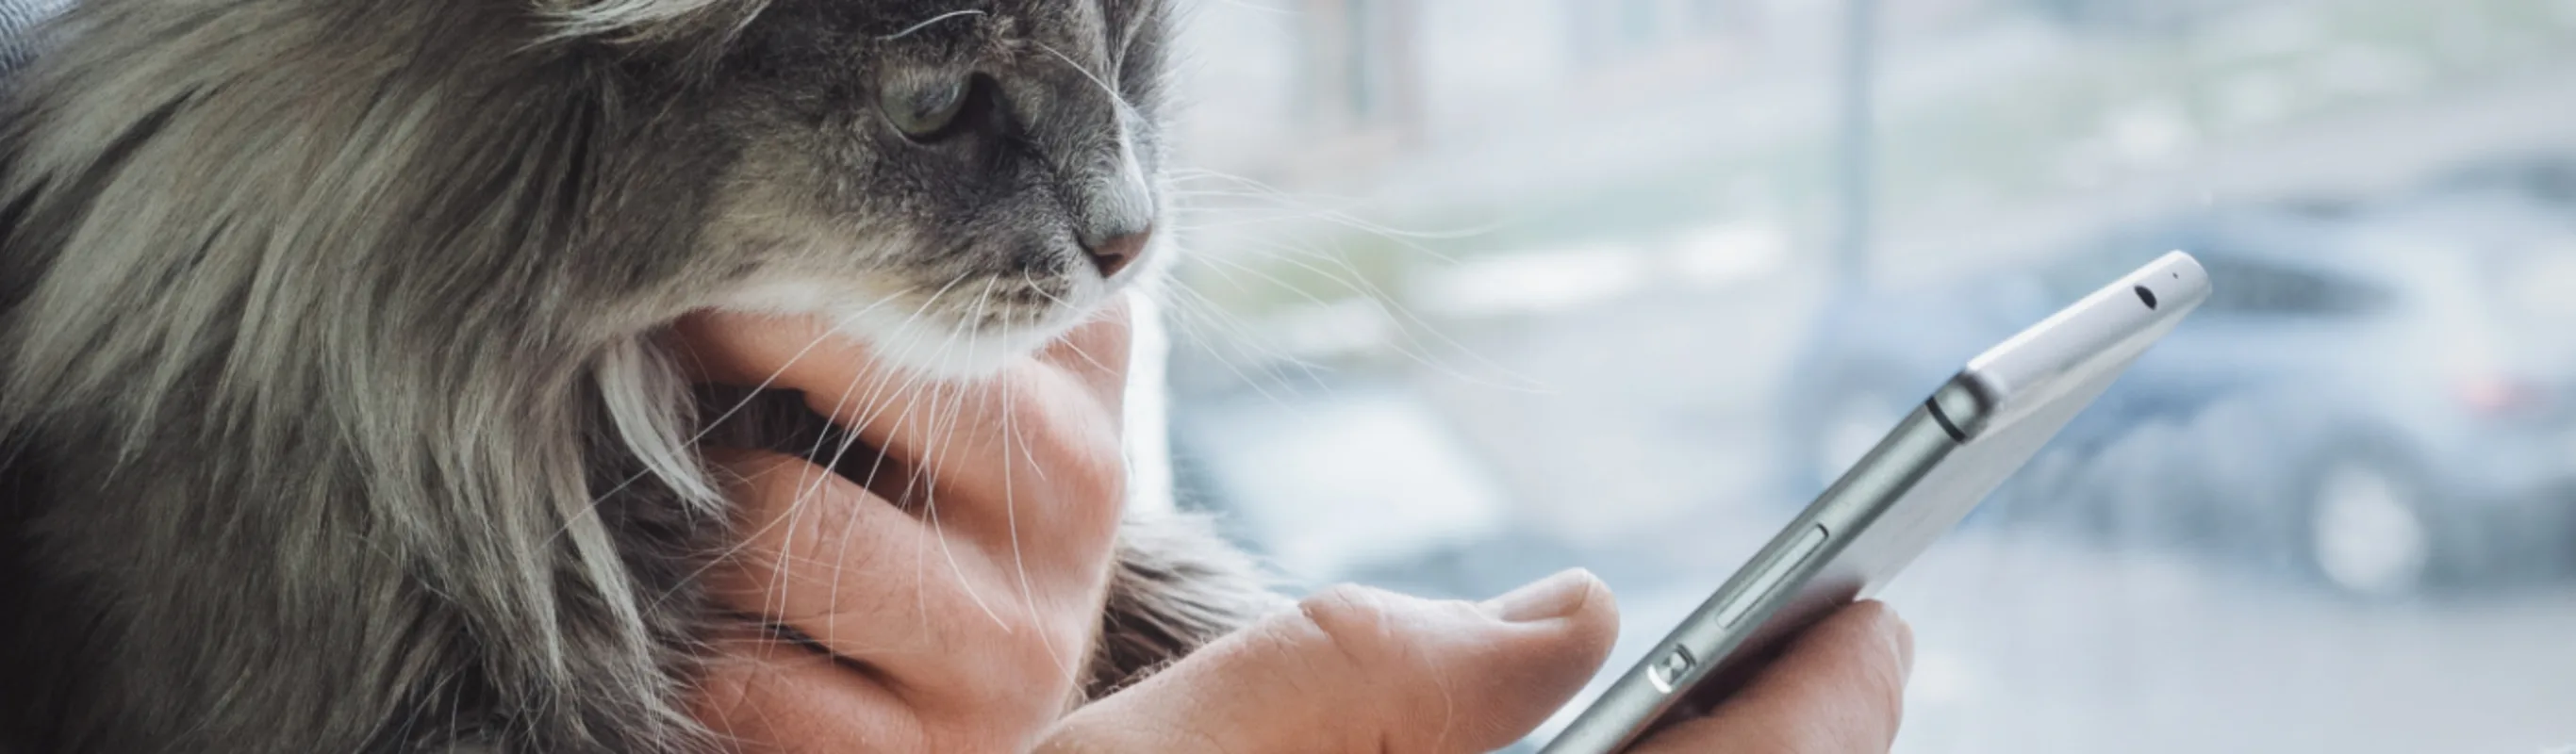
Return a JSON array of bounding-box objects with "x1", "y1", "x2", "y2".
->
[
  {"x1": 834, "y1": 310, "x2": 1081, "y2": 381},
  {"x1": 710, "y1": 277, "x2": 1106, "y2": 383}
]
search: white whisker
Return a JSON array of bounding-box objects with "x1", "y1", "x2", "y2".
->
[
  {"x1": 1217, "y1": 238, "x2": 1545, "y2": 393},
  {"x1": 585, "y1": 288, "x2": 916, "y2": 536},
  {"x1": 1032, "y1": 41, "x2": 1133, "y2": 119},
  {"x1": 878, "y1": 8, "x2": 987, "y2": 41},
  {"x1": 652, "y1": 282, "x2": 948, "y2": 609},
  {"x1": 1160, "y1": 284, "x2": 1311, "y2": 408}
]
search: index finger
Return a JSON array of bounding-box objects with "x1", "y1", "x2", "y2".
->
[
  {"x1": 668, "y1": 300, "x2": 1136, "y2": 547},
  {"x1": 1039, "y1": 292, "x2": 1134, "y2": 402}
]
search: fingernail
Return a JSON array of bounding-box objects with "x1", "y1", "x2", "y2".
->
[{"x1": 1479, "y1": 568, "x2": 1596, "y2": 623}]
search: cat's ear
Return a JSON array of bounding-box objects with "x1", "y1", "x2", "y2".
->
[{"x1": 533, "y1": 0, "x2": 768, "y2": 43}]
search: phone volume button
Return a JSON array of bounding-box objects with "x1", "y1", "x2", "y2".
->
[{"x1": 1714, "y1": 524, "x2": 1831, "y2": 630}]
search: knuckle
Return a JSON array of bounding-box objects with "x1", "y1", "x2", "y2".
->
[
  {"x1": 1291, "y1": 584, "x2": 1420, "y2": 678},
  {"x1": 996, "y1": 377, "x2": 1128, "y2": 510},
  {"x1": 1059, "y1": 442, "x2": 1127, "y2": 512},
  {"x1": 779, "y1": 488, "x2": 860, "y2": 558},
  {"x1": 936, "y1": 619, "x2": 1082, "y2": 723},
  {"x1": 1867, "y1": 653, "x2": 1908, "y2": 735}
]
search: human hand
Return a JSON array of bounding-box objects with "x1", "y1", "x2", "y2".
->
[
  {"x1": 1624, "y1": 600, "x2": 1913, "y2": 753},
  {"x1": 672, "y1": 298, "x2": 1910, "y2": 753},
  {"x1": 674, "y1": 300, "x2": 1140, "y2": 752},
  {"x1": 1041, "y1": 573, "x2": 1911, "y2": 754}
]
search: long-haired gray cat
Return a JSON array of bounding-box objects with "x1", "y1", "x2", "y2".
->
[{"x1": 0, "y1": 0, "x2": 1276, "y2": 750}]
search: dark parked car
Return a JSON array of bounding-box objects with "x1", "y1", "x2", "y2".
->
[{"x1": 1775, "y1": 206, "x2": 2576, "y2": 598}]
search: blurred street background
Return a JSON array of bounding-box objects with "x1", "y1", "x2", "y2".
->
[{"x1": 1151, "y1": 0, "x2": 2576, "y2": 751}]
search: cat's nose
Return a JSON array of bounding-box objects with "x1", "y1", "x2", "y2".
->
[
  {"x1": 1082, "y1": 224, "x2": 1151, "y2": 278},
  {"x1": 1075, "y1": 137, "x2": 1155, "y2": 278}
]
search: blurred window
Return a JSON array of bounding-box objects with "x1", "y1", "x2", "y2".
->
[
  {"x1": 2037, "y1": 247, "x2": 2166, "y2": 303},
  {"x1": 1168, "y1": 1, "x2": 2576, "y2": 750},
  {"x1": 1618, "y1": 0, "x2": 1657, "y2": 48},
  {"x1": 1689, "y1": 0, "x2": 1734, "y2": 32},
  {"x1": 2194, "y1": 256, "x2": 2394, "y2": 318},
  {"x1": 1346, "y1": 0, "x2": 1380, "y2": 119},
  {"x1": 1296, "y1": 0, "x2": 1403, "y2": 130}
]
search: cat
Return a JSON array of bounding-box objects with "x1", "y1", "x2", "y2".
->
[{"x1": 0, "y1": 0, "x2": 1278, "y2": 751}]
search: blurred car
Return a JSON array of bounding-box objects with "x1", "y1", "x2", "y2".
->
[
  {"x1": 2417, "y1": 151, "x2": 2576, "y2": 211},
  {"x1": 1774, "y1": 205, "x2": 2576, "y2": 598}
]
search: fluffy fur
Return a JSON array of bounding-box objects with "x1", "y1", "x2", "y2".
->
[{"x1": 0, "y1": 0, "x2": 1279, "y2": 751}]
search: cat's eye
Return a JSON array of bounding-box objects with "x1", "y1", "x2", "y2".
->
[{"x1": 882, "y1": 77, "x2": 970, "y2": 141}]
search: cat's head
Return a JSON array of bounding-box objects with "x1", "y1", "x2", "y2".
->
[
  {"x1": 585, "y1": 0, "x2": 1177, "y2": 376},
  {"x1": 3, "y1": 0, "x2": 1178, "y2": 416},
  {"x1": 671, "y1": 0, "x2": 1179, "y2": 376},
  {"x1": 0, "y1": 3, "x2": 1189, "y2": 746}
]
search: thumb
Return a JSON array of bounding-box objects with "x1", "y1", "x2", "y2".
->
[{"x1": 1041, "y1": 569, "x2": 1620, "y2": 754}]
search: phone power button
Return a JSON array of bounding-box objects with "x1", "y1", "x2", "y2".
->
[{"x1": 1647, "y1": 645, "x2": 1697, "y2": 694}]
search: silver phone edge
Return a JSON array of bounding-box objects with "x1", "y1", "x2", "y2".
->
[
  {"x1": 1538, "y1": 251, "x2": 2208, "y2": 754},
  {"x1": 1536, "y1": 396, "x2": 1969, "y2": 754}
]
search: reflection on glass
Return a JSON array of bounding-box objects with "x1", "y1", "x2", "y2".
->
[{"x1": 1164, "y1": 1, "x2": 2576, "y2": 751}]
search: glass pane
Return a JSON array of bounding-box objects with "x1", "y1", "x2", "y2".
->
[{"x1": 1166, "y1": 0, "x2": 2576, "y2": 751}]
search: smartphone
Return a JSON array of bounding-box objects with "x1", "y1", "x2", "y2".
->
[{"x1": 1540, "y1": 251, "x2": 2212, "y2": 754}]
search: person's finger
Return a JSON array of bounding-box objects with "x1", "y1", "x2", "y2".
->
[
  {"x1": 1631, "y1": 601, "x2": 1913, "y2": 754},
  {"x1": 1038, "y1": 293, "x2": 1135, "y2": 401},
  {"x1": 1039, "y1": 569, "x2": 1620, "y2": 754},
  {"x1": 704, "y1": 450, "x2": 1102, "y2": 734},
  {"x1": 692, "y1": 624, "x2": 932, "y2": 753},
  {"x1": 670, "y1": 309, "x2": 1129, "y2": 563}
]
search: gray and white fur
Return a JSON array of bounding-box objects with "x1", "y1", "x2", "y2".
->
[{"x1": 0, "y1": 0, "x2": 1280, "y2": 751}]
